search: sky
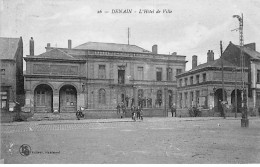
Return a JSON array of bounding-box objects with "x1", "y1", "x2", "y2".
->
[{"x1": 1, "y1": 0, "x2": 260, "y2": 70}]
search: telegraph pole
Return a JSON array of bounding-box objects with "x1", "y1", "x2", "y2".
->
[
  {"x1": 220, "y1": 41, "x2": 226, "y2": 118},
  {"x1": 128, "y1": 27, "x2": 130, "y2": 45},
  {"x1": 233, "y1": 13, "x2": 249, "y2": 127},
  {"x1": 235, "y1": 67, "x2": 238, "y2": 118}
]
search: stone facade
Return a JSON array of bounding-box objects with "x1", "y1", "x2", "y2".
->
[
  {"x1": 0, "y1": 37, "x2": 24, "y2": 122},
  {"x1": 24, "y1": 40, "x2": 187, "y2": 118}
]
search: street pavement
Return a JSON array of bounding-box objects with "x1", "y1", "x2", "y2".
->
[{"x1": 1, "y1": 117, "x2": 260, "y2": 164}]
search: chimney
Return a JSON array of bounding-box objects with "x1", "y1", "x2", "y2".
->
[
  {"x1": 152, "y1": 44, "x2": 158, "y2": 54},
  {"x1": 207, "y1": 50, "x2": 214, "y2": 63},
  {"x1": 68, "y1": 39, "x2": 72, "y2": 49},
  {"x1": 192, "y1": 55, "x2": 198, "y2": 69},
  {"x1": 245, "y1": 43, "x2": 256, "y2": 51},
  {"x1": 172, "y1": 52, "x2": 177, "y2": 56},
  {"x1": 29, "y1": 37, "x2": 34, "y2": 56}
]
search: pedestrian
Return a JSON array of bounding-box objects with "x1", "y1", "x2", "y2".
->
[
  {"x1": 170, "y1": 104, "x2": 176, "y2": 117},
  {"x1": 137, "y1": 106, "x2": 141, "y2": 119},
  {"x1": 116, "y1": 104, "x2": 120, "y2": 115},
  {"x1": 258, "y1": 106, "x2": 260, "y2": 117},
  {"x1": 122, "y1": 102, "x2": 126, "y2": 118},
  {"x1": 140, "y1": 107, "x2": 143, "y2": 120},
  {"x1": 131, "y1": 105, "x2": 137, "y2": 121},
  {"x1": 131, "y1": 105, "x2": 135, "y2": 120}
]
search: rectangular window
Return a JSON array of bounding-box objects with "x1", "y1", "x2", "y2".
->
[
  {"x1": 118, "y1": 69, "x2": 125, "y2": 84},
  {"x1": 190, "y1": 91, "x2": 194, "y2": 106},
  {"x1": 179, "y1": 79, "x2": 182, "y2": 87},
  {"x1": 1, "y1": 91, "x2": 8, "y2": 109},
  {"x1": 184, "y1": 92, "x2": 188, "y2": 108},
  {"x1": 98, "y1": 65, "x2": 106, "y2": 79},
  {"x1": 137, "y1": 67, "x2": 144, "y2": 80},
  {"x1": 257, "y1": 70, "x2": 260, "y2": 83},
  {"x1": 176, "y1": 69, "x2": 182, "y2": 75},
  {"x1": 196, "y1": 75, "x2": 200, "y2": 84},
  {"x1": 1, "y1": 69, "x2": 5, "y2": 75},
  {"x1": 156, "y1": 68, "x2": 162, "y2": 81},
  {"x1": 196, "y1": 90, "x2": 200, "y2": 106},
  {"x1": 190, "y1": 76, "x2": 193, "y2": 85},
  {"x1": 184, "y1": 78, "x2": 188, "y2": 86},
  {"x1": 203, "y1": 73, "x2": 206, "y2": 82},
  {"x1": 167, "y1": 68, "x2": 173, "y2": 81},
  {"x1": 179, "y1": 93, "x2": 182, "y2": 109}
]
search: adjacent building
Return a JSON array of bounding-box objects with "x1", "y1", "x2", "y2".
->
[
  {"x1": 24, "y1": 39, "x2": 187, "y2": 118},
  {"x1": 0, "y1": 37, "x2": 24, "y2": 122},
  {"x1": 176, "y1": 41, "x2": 260, "y2": 117}
]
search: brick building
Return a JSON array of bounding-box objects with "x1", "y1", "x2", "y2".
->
[
  {"x1": 222, "y1": 42, "x2": 260, "y2": 110},
  {"x1": 0, "y1": 37, "x2": 24, "y2": 122},
  {"x1": 176, "y1": 41, "x2": 260, "y2": 117},
  {"x1": 24, "y1": 39, "x2": 187, "y2": 119}
]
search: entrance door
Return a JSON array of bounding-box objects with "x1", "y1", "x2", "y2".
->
[
  {"x1": 214, "y1": 89, "x2": 227, "y2": 114},
  {"x1": 59, "y1": 85, "x2": 77, "y2": 112},
  {"x1": 34, "y1": 84, "x2": 53, "y2": 112}
]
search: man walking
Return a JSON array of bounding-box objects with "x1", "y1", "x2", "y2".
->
[{"x1": 170, "y1": 104, "x2": 176, "y2": 117}]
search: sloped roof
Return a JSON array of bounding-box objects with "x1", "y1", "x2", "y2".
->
[
  {"x1": 188, "y1": 58, "x2": 236, "y2": 73},
  {"x1": 235, "y1": 45, "x2": 260, "y2": 60},
  {"x1": 0, "y1": 37, "x2": 20, "y2": 59},
  {"x1": 74, "y1": 42, "x2": 151, "y2": 53},
  {"x1": 35, "y1": 48, "x2": 76, "y2": 59}
]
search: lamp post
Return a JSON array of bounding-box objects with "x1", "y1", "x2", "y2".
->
[{"x1": 233, "y1": 14, "x2": 249, "y2": 127}]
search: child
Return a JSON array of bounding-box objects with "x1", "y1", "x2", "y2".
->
[{"x1": 132, "y1": 112, "x2": 136, "y2": 121}]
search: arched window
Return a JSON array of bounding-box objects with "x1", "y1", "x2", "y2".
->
[{"x1": 98, "y1": 89, "x2": 106, "y2": 104}]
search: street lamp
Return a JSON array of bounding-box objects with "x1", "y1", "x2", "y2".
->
[{"x1": 233, "y1": 14, "x2": 249, "y2": 127}]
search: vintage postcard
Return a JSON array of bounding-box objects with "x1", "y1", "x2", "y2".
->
[{"x1": 0, "y1": 0, "x2": 260, "y2": 164}]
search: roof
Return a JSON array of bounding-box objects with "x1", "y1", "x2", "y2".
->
[
  {"x1": 0, "y1": 37, "x2": 20, "y2": 59},
  {"x1": 74, "y1": 42, "x2": 151, "y2": 53},
  {"x1": 35, "y1": 48, "x2": 76, "y2": 59},
  {"x1": 188, "y1": 58, "x2": 236, "y2": 73},
  {"x1": 235, "y1": 45, "x2": 260, "y2": 60}
]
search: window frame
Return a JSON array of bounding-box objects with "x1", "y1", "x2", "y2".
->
[
  {"x1": 98, "y1": 64, "x2": 106, "y2": 79},
  {"x1": 137, "y1": 66, "x2": 144, "y2": 80},
  {"x1": 98, "y1": 89, "x2": 106, "y2": 104},
  {"x1": 167, "y1": 67, "x2": 173, "y2": 81},
  {"x1": 156, "y1": 67, "x2": 162, "y2": 81},
  {"x1": 257, "y1": 70, "x2": 260, "y2": 83}
]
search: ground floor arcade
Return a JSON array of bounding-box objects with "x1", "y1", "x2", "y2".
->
[
  {"x1": 177, "y1": 84, "x2": 246, "y2": 114},
  {"x1": 24, "y1": 80, "x2": 176, "y2": 118}
]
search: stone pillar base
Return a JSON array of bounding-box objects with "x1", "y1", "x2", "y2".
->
[{"x1": 241, "y1": 118, "x2": 249, "y2": 127}]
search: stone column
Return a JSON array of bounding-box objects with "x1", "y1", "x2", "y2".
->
[
  {"x1": 53, "y1": 91, "x2": 59, "y2": 113},
  {"x1": 227, "y1": 90, "x2": 232, "y2": 106},
  {"x1": 208, "y1": 93, "x2": 213, "y2": 109},
  {"x1": 77, "y1": 93, "x2": 85, "y2": 110},
  {"x1": 133, "y1": 86, "x2": 137, "y2": 106},
  {"x1": 24, "y1": 90, "x2": 34, "y2": 112}
]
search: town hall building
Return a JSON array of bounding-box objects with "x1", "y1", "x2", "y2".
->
[{"x1": 24, "y1": 38, "x2": 187, "y2": 118}]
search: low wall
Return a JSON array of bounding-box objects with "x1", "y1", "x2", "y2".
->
[
  {"x1": 27, "y1": 108, "x2": 166, "y2": 120},
  {"x1": 176, "y1": 108, "x2": 244, "y2": 118},
  {"x1": 0, "y1": 112, "x2": 17, "y2": 123},
  {"x1": 85, "y1": 108, "x2": 166, "y2": 119}
]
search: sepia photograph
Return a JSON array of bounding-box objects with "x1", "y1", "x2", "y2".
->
[{"x1": 0, "y1": 0, "x2": 260, "y2": 164}]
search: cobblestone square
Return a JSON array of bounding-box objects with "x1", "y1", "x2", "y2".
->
[{"x1": 1, "y1": 117, "x2": 260, "y2": 164}]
